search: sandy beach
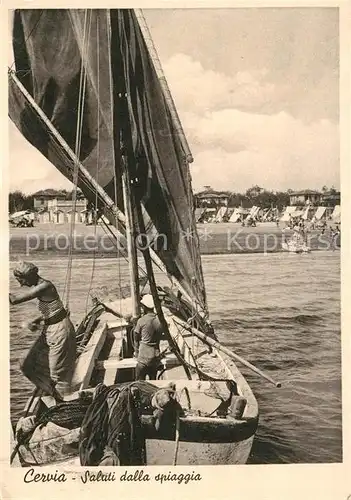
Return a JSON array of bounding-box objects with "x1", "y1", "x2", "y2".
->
[{"x1": 9, "y1": 221, "x2": 339, "y2": 259}]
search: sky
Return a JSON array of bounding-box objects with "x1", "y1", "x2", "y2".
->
[{"x1": 8, "y1": 8, "x2": 340, "y2": 194}]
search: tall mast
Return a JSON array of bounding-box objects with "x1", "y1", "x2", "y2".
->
[
  {"x1": 121, "y1": 144, "x2": 140, "y2": 317},
  {"x1": 135, "y1": 201, "x2": 192, "y2": 380},
  {"x1": 109, "y1": 7, "x2": 141, "y2": 318}
]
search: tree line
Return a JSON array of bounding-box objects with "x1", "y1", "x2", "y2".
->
[
  {"x1": 225, "y1": 186, "x2": 290, "y2": 210},
  {"x1": 9, "y1": 184, "x2": 339, "y2": 214},
  {"x1": 196, "y1": 185, "x2": 339, "y2": 210},
  {"x1": 195, "y1": 185, "x2": 290, "y2": 210}
]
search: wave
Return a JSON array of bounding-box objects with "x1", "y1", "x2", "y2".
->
[{"x1": 293, "y1": 314, "x2": 323, "y2": 325}]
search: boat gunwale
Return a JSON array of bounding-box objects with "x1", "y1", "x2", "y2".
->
[
  {"x1": 91, "y1": 315, "x2": 259, "y2": 436},
  {"x1": 78, "y1": 310, "x2": 259, "y2": 424},
  {"x1": 12, "y1": 306, "x2": 258, "y2": 466}
]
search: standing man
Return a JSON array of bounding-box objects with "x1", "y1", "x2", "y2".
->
[
  {"x1": 133, "y1": 294, "x2": 164, "y2": 380},
  {"x1": 9, "y1": 261, "x2": 76, "y2": 400}
]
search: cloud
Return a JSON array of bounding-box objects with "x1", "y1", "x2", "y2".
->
[
  {"x1": 163, "y1": 54, "x2": 276, "y2": 113},
  {"x1": 163, "y1": 54, "x2": 339, "y2": 192},
  {"x1": 9, "y1": 122, "x2": 72, "y2": 195},
  {"x1": 189, "y1": 124, "x2": 339, "y2": 193},
  {"x1": 9, "y1": 51, "x2": 339, "y2": 195}
]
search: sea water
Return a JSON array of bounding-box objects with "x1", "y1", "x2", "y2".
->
[{"x1": 9, "y1": 250, "x2": 341, "y2": 464}]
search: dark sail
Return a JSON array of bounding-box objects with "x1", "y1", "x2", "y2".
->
[
  {"x1": 9, "y1": 9, "x2": 207, "y2": 311},
  {"x1": 9, "y1": 10, "x2": 120, "y2": 205}
]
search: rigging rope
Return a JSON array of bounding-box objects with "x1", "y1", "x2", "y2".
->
[
  {"x1": 11, "y1": 10, "x2": 203, "y2": 321},
  {"x1": 9, "y1": 10, "x2": 44, "y2": 71},
  {"x1": 98, "y1": 219, "x2": 149, "y2": 286},
  {"x1": 85, "y1": 15, "x2": 100, "y2": 314},
  {"x1": 63, "y1": 10, "x2": 92, "y2": 310}
]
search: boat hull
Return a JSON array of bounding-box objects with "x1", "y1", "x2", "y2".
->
[
  {"x1": 12, "y1": 436, "x2": 255, "y2": 467},
  {"x1": 145, "y1": 435, "x2": 255, "y2": 465},
  {"x1": 282, "y1": 241, "x2": 311, "y2": 253},
  {"x1": 12, "y1": 302, "x2": 259, "y2": 467}
]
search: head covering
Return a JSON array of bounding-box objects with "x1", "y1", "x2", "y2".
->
[
  {"x1": 13, "y1": 261, "x2": 38, "y2": 279},
  {"x1": 151, "y1": 387, "x2": 178, "y2": 432},
  {"x1": 140, "y1": 294, "x2": 154, "y2": 310},
  {"x1": 151, "y1": 388, "x2": 175, "y2": 410}
]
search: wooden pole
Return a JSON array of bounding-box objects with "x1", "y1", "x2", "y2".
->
[
  {"x1": 121, "y1": 154, "x2": 140, "y2": 318},
  {"x1": 135, "y1": 202, "x2": 192, "y2": 380},
  {"x1": 172, "y1": 410, "x2": 181, "y2": 465},
  {"x1": 173, "y1": 317, "x2": 282, "y2": 388}
]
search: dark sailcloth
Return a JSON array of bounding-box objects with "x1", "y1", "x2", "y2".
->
[{"x1": 9, "y1": 9, "x2": 206, "y2": 312}]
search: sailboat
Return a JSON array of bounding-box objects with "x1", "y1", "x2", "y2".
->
[
  {"x1": 281, "y1": 212, "x2": 311, "y2": 253},
  {"x1": 282, "y1": 237, "x2": 311, "y2": 254},
  {"x1": 8, "y1": 9, "x2": 270, "y2": 466}
]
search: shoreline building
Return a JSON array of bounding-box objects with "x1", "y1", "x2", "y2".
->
[
  {"x1": 288, "y1": 190, "x2": 321, "y2": 206},
  {"x1": 320, "y1": 190, "x2": 340, "y2": 207},
  {"x1": 33, "y1": 189, "x2": 88, "y2": 224},
  {"x1": 289, "y1": 189, "x2": 340, "y2": 208},
  {"x1": 33, "y1": 189, "x2": 67, "y2": 210},
  {"x1": 47, "y1": 199, "x2": 88, "y2": 224},
  {"x1": 195, "y1": 189, "x2": 229, "y2": 208}
]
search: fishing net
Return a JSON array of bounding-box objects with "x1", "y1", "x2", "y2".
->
[
  {"x1": 79, "y1": 381, "x2": 179, "y2": 466},
  {"x1": 14, "y1": 394, "x2": 93, "y2": 466},
  {"x1": 13, "y1": 378, "x2": 238, "y2": 466},
  {"x1": 13, "y1": 380, "x2": 181, "y2": 467},
  {"x1": 16, "y1": 422, "x2": 80, "y2": 465}
]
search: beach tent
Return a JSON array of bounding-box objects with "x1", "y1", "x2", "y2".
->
[
  {"x1": 253, "y1": 206, "x2": 260, "y2": 218},
  {"x1": 256, "y1": 207, "x2": 265, "y2": 219},
  {"x1": 195, "y1": 208, "x2": 205, "y2": 222},
  {"x1": 202, "y1": 208, "x2": 216, "y2": 223},
  {"x1": 246, "y1": 206, "x2": 260, "y2": 222},
  {"x1": 247, "y1": 206, "x2": 257, "y2": 219},
  {"x1": 263, "y1": 208, "x2": 277, "y2": 221},
  {"x1": 262, "y1": 208, "x2": 270, "y2": 221},
  {"x1": 331, "y1": 205, "x2": 341, "y2": 221},
  {"x1": 302, "y1": 206, "x2": 310, "y2": 220},
  {"x1": 198, "y1": 208, "x2": 208, "y2": 222},
  {"x1": 229, "y1": 208, "x2": 240, "y2": 223},
  {"x1": 290, "y1": 210, "x2": 304, "y2": 218},
  {"x1": 213, "y1": 206, "x2": 227, "y2": 223},
  {"x1": 262, "y1": 207, "x2": 278, "y2": 221},
  {"x1": 224, "y1": 208, "x2": 234, "y2": 221},
  {"x1": 314, "y1": 206, "x2": 326, "y2": 220},
  {"x1": 280, "y1": 206, "x2": 297, "y2": 222}
]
